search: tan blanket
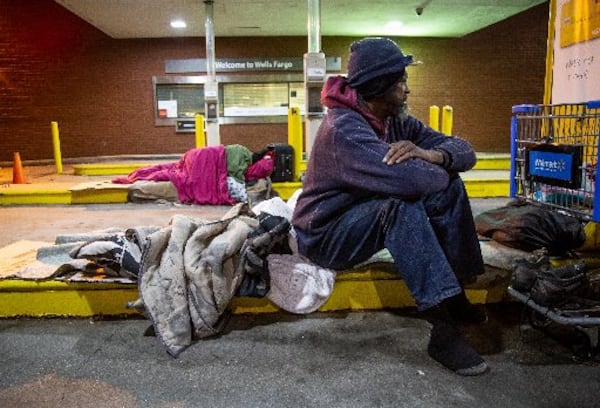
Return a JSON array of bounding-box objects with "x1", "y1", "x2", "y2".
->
[{"x1": 134, "y1": 203, "x2": 258, "y2": 357}]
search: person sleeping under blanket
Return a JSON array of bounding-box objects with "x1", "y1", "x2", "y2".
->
[{"x1": 112, "y1": 144, "x2": 275, "y2": 205}]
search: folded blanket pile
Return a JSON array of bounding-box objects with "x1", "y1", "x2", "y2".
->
[{"x1": 133, "y1": 203, "x2": 258, "y2": 356}]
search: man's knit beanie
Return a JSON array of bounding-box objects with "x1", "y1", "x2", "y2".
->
[{"x1": 346, "y1": 37, "x2": 414, "y2": 99}]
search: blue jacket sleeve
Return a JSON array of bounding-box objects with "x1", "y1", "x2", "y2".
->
[
  {"x1": 329, "y1": 110, "x2": 450, "y2": 199},
  {"x1": 388, "y1": 116, "x2": 477, "y2": 173}
]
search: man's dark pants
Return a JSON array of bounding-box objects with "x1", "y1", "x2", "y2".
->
[{"x1": 298, "y1": 177, "x2": 484, "y2": 311}]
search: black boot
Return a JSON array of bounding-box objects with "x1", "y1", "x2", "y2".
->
[
  {"x1": 511, "y1": 252, "x2": 550, "y2": 292},
  {"x1": 422, "y1": 305, "x2": 488, "y2": 376},
  {"x1": 530, "y1": 261, "x2": 589, "y2": 307},
  {"x1": 445, "y1": 291, "x2": 487, "y2": 324}
]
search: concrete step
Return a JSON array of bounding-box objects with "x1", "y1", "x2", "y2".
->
[
  {"x1": 0, "y1": 153, "x2": 511, "y2": 205},
  {"x1": 472, "y1": 152, "x2": 510, "y2": 170},
  {"x1": 0, "y1": 171, "x2": 509, "y2": 205},
  {"x1": 70, "y1": 153, "x2": 511, "y2": 175},
  {"x1": 0, "y1": 265, "x2": 512, "y2": 318},
  {"x1": 0, "y1": 153, "x2": 514, "y2": 317}
]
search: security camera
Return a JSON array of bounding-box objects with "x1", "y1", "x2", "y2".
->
[{"x1": 416, "y1": 7, "x2": 423, "y2": 16}]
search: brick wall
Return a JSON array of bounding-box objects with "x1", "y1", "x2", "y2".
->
[{"x1": 0, "y1": 0, "x2": 548, "y2": 161}]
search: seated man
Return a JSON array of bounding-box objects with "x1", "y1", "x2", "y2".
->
[{"x1": 292, "y1": 37, "x2": 488, "y2": 376}]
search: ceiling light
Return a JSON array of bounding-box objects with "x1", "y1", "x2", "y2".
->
[
  {"x1": 170, "y1": 20, "x2": 187, "y2": 29},
  {"x1": 384, "y1": 20, "x2": 404, "y2": 34},
  {"x1": 385, "y1": 21, "x2": 403, "y2": 29}
]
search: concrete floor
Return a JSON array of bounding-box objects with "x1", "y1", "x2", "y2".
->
[
  {"x1": 1, "y1": 304, "x2": 599, "y2": 408},
  {"x1": 0, "y1": 202, "x2": 231, "y2": 248},
  {"x1": 0, "y1": 198, "x2": 511, "y2": 248}
]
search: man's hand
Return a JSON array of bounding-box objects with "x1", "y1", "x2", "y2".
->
[{"x1": 383, "y1": 141, "x2": 445, "y2": 165}]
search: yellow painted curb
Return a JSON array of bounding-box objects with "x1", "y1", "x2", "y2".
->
[
  {"x1": 0, "y1": 274, "x2": 510, "y2": 318},
  {"x1": 464, "y1": 179, "x2": 509, "y2": 197},
  {"x1": 473, "y1": 155, "x2": 511, "y2": 170},
  {"x1": 71, "y1": 188, "x2": 129, "y2": 204},
  {"x1": 73, "y1": 163, "x2": 152, "y2": 176},
  {"x1": 230, "y1": 297, "x2": 280, "y2": 314},
  {"x1": 273, "y1": 179, "x2": 510, "y2": 200},
  {"x1": 272, "y1": 181, "x2": 303, "y2": 200},
  {"x1": 321, "y1": 278, "x2": 416, "y2": 310},
  {"x1": 0, "y1": 178, "x2": 509, "y2": 205},
  {"x1": 0, "y1": 154, "x2": 511, "y2": 206},
  {"x1": 0, "y1": 185, "x2": 72, "y2": 205},
  {"x1": 0, "y1": 280, "x2": 139, "y2": 317}
]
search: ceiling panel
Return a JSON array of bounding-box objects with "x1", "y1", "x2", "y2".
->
[{"x1": 54, "y1": 0, "x2": 547, "y2": 39}]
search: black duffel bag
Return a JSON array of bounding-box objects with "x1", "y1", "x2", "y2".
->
[{"x1": 475, "y1": 200, "x2": 585, "y2": 255}]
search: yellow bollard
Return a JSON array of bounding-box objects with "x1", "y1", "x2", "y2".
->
[
  {"x1": 429, "y1": 105, "x2": 440, "y2": 131},
  {"x1": 195, "y1": 114, "x2": 206, "y2": 148},
  {"x1": 287, "y1": 107, "x2": 303, "y2": 182},
  {"x1": 51, "y1": 121, "x2": 63, "y2": 174},
  {"x1": 441, "y1": 105, "x2": 453, "y2": 135}
]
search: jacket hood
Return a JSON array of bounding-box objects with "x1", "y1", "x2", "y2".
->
[{"x1": 320, "y1": 76, "x2": 387, "y2": 137}]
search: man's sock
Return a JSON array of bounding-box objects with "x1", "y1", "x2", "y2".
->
[
  {"x1": 423, "y1": 306, "x2": 488, "y2": 376},
  {"x1": 445, "y1": 291, "x2": 487, "y2": 324}
]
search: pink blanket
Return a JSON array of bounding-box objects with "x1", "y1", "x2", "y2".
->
[{"x1": 113, "y1": 145, "x2": 234, "y2": 205}]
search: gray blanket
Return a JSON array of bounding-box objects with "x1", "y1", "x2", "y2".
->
[{"x1": 134, "y1": 203, "x2": 258, "y2": 357}]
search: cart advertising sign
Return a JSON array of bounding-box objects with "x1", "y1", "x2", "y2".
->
[{"x1": 526, "y1": 144, "x2": 583, "y2": 188}]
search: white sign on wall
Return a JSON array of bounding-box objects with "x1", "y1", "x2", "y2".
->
[
  {"x1": 552, "y1": 0, "x2": 600, "y2": 104},
  {"x1": 157, "y1": 100, "x2": 178, "y2": 118}
]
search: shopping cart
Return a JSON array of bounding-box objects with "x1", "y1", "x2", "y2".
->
[
  {"x1": 510, "y1": 100, "x2": 600, "y2": 221},
  {"x1": 508, "y1": 100, "x2": 600, "y2": 358}
]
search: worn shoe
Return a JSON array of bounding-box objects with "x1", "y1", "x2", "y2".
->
[
  {"x1": 511, "y1": 251, "x2": 550, "y2": 292},
  {"x1": 530, "y1": 261, "x2": 588, "y2": 307}
]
